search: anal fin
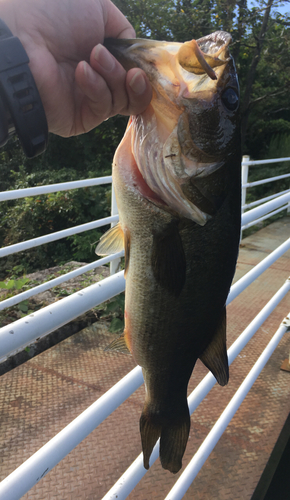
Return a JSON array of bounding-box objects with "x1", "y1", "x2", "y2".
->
[
  {"x1": 199, "y1": 307, "x2": 229, "y2": 386},
  {"x1": 104, "y1": 332, "x2": 131, "y2": 355},
  {"x1": 96, "y1": 222, "x2": 124, "y2": 256}
]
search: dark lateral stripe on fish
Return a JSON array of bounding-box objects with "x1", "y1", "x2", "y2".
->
[
  {"x1": 151, "y1": 221, "x2": 186, "y2": 297},
  {"x1": 124, "y1": 227, "x2": 131, "y2": 278}
]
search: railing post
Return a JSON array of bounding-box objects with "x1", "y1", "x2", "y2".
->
[
  {"x1": 110, "y1": 183, "x2": 121, "y2": 275},
  {"x1": 241, "y1": 156, "x2": 250, "y2": 240},
  {"x1": 241, "y1": 155, "x2": 250, "y2": 212}
]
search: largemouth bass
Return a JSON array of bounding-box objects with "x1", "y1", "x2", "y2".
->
[{"x1": 97, "y1": 31, "x2": 241, "y2": 474}]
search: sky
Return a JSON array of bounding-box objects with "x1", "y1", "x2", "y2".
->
[
  {"x1": 272, "y1": 3, "x2": 290, "y2": 15},
  {"x1": 250, "y1": 1, "x2": 290, "y2": 16}
]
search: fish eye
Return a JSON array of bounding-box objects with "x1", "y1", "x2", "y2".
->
[{"x1": 221, "y1": 88, "x2": 239, "y2": 111}]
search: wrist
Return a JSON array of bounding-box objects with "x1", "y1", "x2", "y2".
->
[{"x1": 0, "y1": 15, "x2": 48, "y2": 157}]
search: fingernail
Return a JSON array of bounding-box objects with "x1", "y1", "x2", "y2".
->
[
  {"x1": 94, "y1": 44, "x2": 115, "y2": 72},
  {"x1": 129, "y1": 70, "x2": 146, "y2": 95},
  {"x1": 83, "y1": 61, "x2": 96, "y2": 82}
]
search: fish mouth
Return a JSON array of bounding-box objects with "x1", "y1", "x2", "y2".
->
[
  {"x1": 104, "y1": 31, "x2": 232, "y2": 82},
  {"x1": 177, "y1": 32, "x2": 231, "y2": 80},
  {"x1": 107, "y1": 33, "x2": 239, "y2": 225}
]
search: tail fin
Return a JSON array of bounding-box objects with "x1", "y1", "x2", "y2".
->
[
  {"x1": 140, "y1": 403, "x2": 190, "y2": 474},
  {"x1": 140, "y1": 411, "x2": 162, "y2": 470}
]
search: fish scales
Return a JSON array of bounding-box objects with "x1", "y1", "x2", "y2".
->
[{"x1": 97, "y1": 31, "x2": 241, "y2": 473}]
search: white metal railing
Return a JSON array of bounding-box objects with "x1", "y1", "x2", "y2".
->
[
  {"x1": 0, "y1": 215, "x2": 119, "y2": 258},
  {"x1": 1, "y1": 190, "x2": 289, "y2": 363},
  {"x1": 0, "y1": 176, "x2": 112, "y2": 202},
  {"x1": 0, "y1": 156, "x2": 288, "y2": 313},
  {"x1": 0, "y1": 251, "x2": 124, "y2": 311},
  {"x1": 0, "y1": 277, "x2": 289, "y2": 499},
  {"x1": 0, "y1": 157, "x2": 290, "y2": 499},
  {"x1": 0, "y1": 156, "x2": 288, "y2": 299},
  {"x1": 241, "y1": 155, "x2": 290, "y2": 235},
  {"x1": 241, "y1": 155, "x2": 290, "y2": 210},
  {"x1": 0, "y1": 270, "x2": 126, "y2": 363},
  {"x1": 164, "y1": 311, "x2": 290, "y2": 500},
  {"x1": 241, "y1": 190, "x2": 290, "y2": 230},
  {"x1": 104, "y1": 295, "x2": 290, "y2": 500}
]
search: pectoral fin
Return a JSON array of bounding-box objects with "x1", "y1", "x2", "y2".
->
[
  {"x1": 199, "y1": 308, "x2": 229, "y2": 386},
  {"x1": 104, "y1": 332, "x2": 131, "y2": 355},
  {"x1": 95, "y1": 222, "x2": 124, "y2": 256},
  {"x1": 151, "y1": 221, "x2": 186, "y2": 297}
]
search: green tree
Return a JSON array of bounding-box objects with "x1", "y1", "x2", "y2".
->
[
  {"x1": 0, "y1": 116, "x2": 127, "y2": 277},
  {"x1": 1, "y1": 0, "x2": 290, "y2": 277}
]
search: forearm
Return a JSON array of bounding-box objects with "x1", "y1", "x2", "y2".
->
[{"x1": 0, "y1": 13, "x2": 48, "y2": 157}]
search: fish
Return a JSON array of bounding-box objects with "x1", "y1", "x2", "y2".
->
[{"x1": 96, "y1": 31, "x2": 241, "y2": 474}]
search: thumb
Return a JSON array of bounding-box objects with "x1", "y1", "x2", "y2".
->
[{"x1": 104, "y1": 0, "x2": 136, "y2": 40}]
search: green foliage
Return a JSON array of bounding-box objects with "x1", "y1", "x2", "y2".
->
[
  {"x1": 0, "y1": 278, "x2": 30, "y2": 291},
  {"x1": 0, "y1": 1, "x2": 289, "y2": 277},
  {"x1": 109, "y1": 317, "x2": 124, "y2": 333},
  {"x1": 246, "y1": 133, "x2": 290, "y2": 204},
  {"x1": 0, "y1": 262, "x2": 102, "y2": 327},
  {"x1": 68, "y1": 229, "x2": 103, "y2": 262},
  {"x1": 0, "y1": 279, "x2": 34, "y2": 326},
  {"x1": 0, "y1": 117, "x2": 127, "y2": 277},
  {"x1": 247, "y1": 120, "x2": 290, "y2": 160},
  {"x1": 100, "y1": 293, "x2": 125, "y2": 333},
  {"x1": 0, "y1": 183, "x2": 110, "y2": 276},
  {"x1": 114, "y1": 0, "x2": 290, "y2": 156},
  {"x1": 18, "y1": 300, "x2": 33, "y2": 314},
  {"x1": 267, "y1": 134, "x2": 290, "y2": 161}
]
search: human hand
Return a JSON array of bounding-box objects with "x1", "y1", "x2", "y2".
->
[{"x1": 0, "y1": 0, "x2": 152, "y2": 136}]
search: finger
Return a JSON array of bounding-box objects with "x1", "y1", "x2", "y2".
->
[
  {"x1": 90, "y1": 44, "x2": 128, "y2": 115},
  {"x1": 90, "y1": 45, "x2": 152, "y2": 116},
  {"x1": 122, "y1": 68, "x2": 152, "y2": 116},
  {"x1": 104, "y1": 0, "x2": 136, "y2": 39},
  {"x1": 75, "y1": 60, "x2": 116, "y2": 132},
  {"x1": 75, "y1": 56, "x2": 152, "y2": 131}
]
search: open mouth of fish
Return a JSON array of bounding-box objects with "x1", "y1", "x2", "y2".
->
[{"x1": 105, "y1": 31, "x2": 239, "y2": 225}]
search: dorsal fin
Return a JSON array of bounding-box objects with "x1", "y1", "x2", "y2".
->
[
  {"x1": 104, "y1": 332, "x2": 131, "y2": 355},
  {"x1": 151, "y1": 220, "x2": 186, "y2": 297},
  {"x1": 199, "y1": 307, "x2": 229, "y2": 386},
  {"x1": 95, "y1": 222, "x2": 124, "y2": 256}
]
